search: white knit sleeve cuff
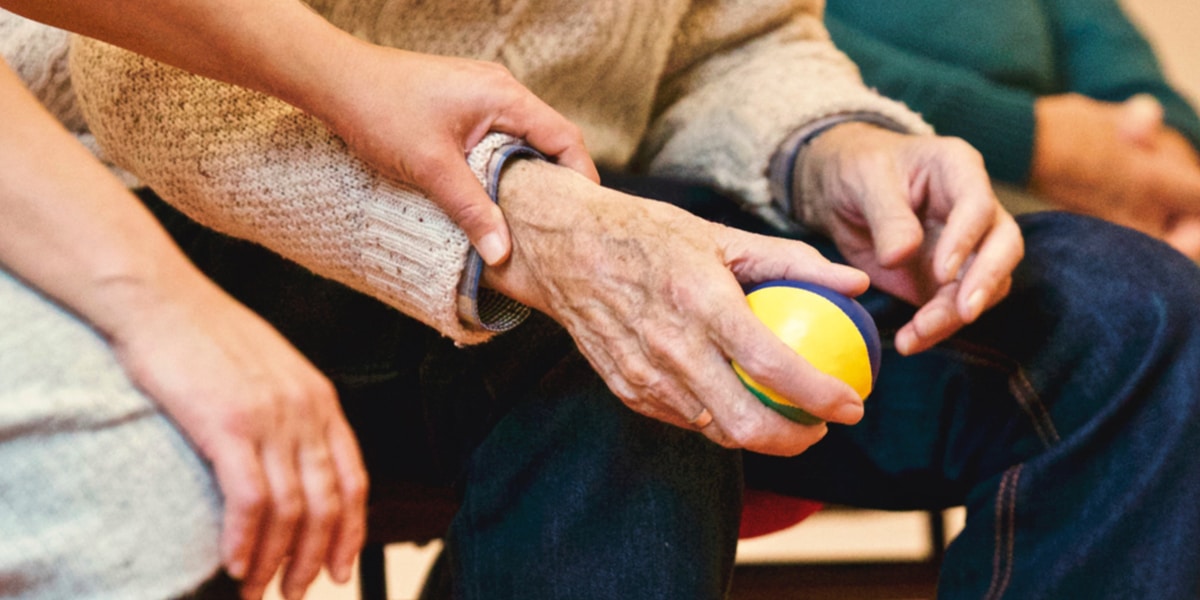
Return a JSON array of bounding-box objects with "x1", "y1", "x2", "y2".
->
[{"x1": 455, "y1": 137, "x2": 544, "y2": 334}]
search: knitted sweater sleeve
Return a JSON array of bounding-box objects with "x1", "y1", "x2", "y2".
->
[
  {"x1": 635, "y1": 1, "x2": 932, "y2": 222},
  {"x1": 68, "y1": 36, "x2": 523, "y2": 345}
]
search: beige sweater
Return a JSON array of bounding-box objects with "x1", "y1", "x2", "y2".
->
[{"x1": 70, "y1": 0, "x2": 930, "y2": 344}]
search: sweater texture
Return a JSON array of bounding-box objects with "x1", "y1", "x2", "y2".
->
[{"x1": 68, "y1": 0, "x2": 930, "y2": 344}]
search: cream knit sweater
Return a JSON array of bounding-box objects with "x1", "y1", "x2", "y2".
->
[{"x1": 69, "y1": 0, "x2": 931, "y2": 344}]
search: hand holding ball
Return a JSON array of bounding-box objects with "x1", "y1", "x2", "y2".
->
[{"x1": 733, "y1": 280, "x2": 881, "y2": 425}]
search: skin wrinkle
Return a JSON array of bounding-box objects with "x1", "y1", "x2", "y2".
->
[{"x1": 495, "y1": 167, "x2": 733, "y2": 438}]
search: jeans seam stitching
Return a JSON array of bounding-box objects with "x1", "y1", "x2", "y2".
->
[
  {"x1": 1008, "y1": 368, "x2": 1061, "y2": 448},
  {"x1": 939, "y1": 343, "x2": 1062, "y2": 449},
  {"x1": 985, "y1": 464, "x2": 1022, "y2": 600}
]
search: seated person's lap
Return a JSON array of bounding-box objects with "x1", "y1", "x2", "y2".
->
[{"x1": 0, "y1": 268, "x2": 224, "y2": 599}]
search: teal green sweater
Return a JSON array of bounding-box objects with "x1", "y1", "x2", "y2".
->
[{"x1": 826, "y1": 0, "x2": 1200, "y2": 185}]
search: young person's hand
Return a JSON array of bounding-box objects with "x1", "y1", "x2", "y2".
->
[
  {"x1": 0, "y1": 0, "x2": 597, "y2": 268},
  {"x1": 311, "y1": 44, "x2": 598, "y2": 266},
  {"x1": 101, "y1": 272, "x2": 367, "y2": 600}
]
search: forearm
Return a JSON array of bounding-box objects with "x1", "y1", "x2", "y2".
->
[
  {"x1": 0, "y1": 63, "x2": 212, "y2": 338},
  {"x1": 0, "y1": 0, "x2": 361, "y2": 126},
  {"x1": 71, "y1": 37, "x2": 528, "y2": 344}
]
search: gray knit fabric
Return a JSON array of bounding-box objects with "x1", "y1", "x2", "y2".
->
[{"x1": 0, "y1": 270, "x2": 222, "y2": 599}]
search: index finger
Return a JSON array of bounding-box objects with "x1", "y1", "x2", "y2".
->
[
  {"x1": 954, "y1": 209, "x2": 1023, "y2": 322},
  {"x1": 924, "y1": 141, "x2": 1008, "y2": 283}
]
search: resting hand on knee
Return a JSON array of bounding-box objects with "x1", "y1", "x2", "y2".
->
[{"x1": 793, "y1": 123, "x2": 1024, "y2": 355}]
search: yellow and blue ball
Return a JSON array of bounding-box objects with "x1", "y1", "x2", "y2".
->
[{"x1": 733, "y1": 280, "x2": 881, "y2": 425}]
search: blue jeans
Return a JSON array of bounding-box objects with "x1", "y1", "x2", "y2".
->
[
  {"x1": 144, "y1": 172, "x2": 1200, "y2": 599},
  {"x1": 735, "y1": 211, "x2": 1200, "y2": 598},
  {"x1": 596, "y1": 175, "x2": 1200, "y2": 599}
]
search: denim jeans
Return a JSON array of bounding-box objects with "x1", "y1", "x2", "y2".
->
[
  {"x1": 724, "y1": 206, "x2": 1200, "y2": 598},
  {"x1": 144, "y1": 171, "x2": 1200, "y2": 599}
]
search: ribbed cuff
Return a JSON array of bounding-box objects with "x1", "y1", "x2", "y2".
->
[
  {"x1": 768, "y1": 112, "x2": 910, "y2": 222},
  {"x1": 455, "y1": 138, "x2": 544, "y2": 334}
]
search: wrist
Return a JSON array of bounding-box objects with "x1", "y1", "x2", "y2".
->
[
  {"x1": 772, "y1": 115, "x2": 909, "y2": 223},
  {"x1": 482, "y1": 159, "x2": 594, "y2": 309},
  {"x1": 79, "y1": 258, "x2": 216, "y2": 345},
  {"x1": 244, "y1": 10, "x2": 367, "y2": 126}
]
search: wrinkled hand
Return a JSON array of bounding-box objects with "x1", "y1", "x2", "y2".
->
[
  {"x1": 310, "y1": 43, "x2": 599, "y2": 266},
  {"x1": 482, "y1": 160, "x2": 872, "y2": 457},
  {"x1": 795, "y1": 123, "x2": 1024, "y2": 355},
  {"x1": 1032, "y1": 93, "x2": 1200, "y2": 258},
  {"x1": 102, "y1": 275, "x2": 367, "y2": 600}
]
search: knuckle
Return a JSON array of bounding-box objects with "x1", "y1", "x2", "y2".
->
[
  {"x1": 308, "y1": 373, "x2": 337, "y2": 402},
  {"x1": 228, "y1": 485, "x2": 269, "y2": 518},
  {"x1": 343, "y1": 471, "x2": 370, "y2": 508},
  {"x1": 273, "y1": 493, "x2": 305, "y2": 525},
  {"x1": 445, "y1": 197, "x2": 493, "y2": 225},
  {"x1": 943, "y1": 136, "x2": 985, "y2": 165},
  {"x1": 616, "y1": 351, "x2": 657, "y2": 390},
  {"x1": 309, "y1": 497, "x2": 342, "y2": 528}
]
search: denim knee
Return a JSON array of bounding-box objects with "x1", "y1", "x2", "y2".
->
[{"x1": 1011, "y1": 212, "x2": 1200, "y2": 389}]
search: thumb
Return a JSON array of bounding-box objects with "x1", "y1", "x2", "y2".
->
[
  {"x1": 1117, "y1": 94, "x2": 1164, "y2": 147},
  {"x1": 422, "y1": 151, "x2": 512, "y2": 266}
]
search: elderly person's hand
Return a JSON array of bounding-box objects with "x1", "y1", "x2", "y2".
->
[
  {"x1": 482, "y1": 160, "x2": 872, "y2": 457},
  {"x1": 793, "y1": 123, "x2": 1025, "y2": 355},
  {"x1": 1032, "y1": 93, "x2": 1200, "y2": 258}
]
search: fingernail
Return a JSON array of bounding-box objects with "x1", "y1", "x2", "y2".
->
[
  {"x1": 915, "y1": 306, "x2": 952, "y2": 338},
  {"x1": 477, "y1": 232, "x2": 506, "y2": 266},
  {"x1": 965, "y1": 289, "x2": 987, "y2": 321},
  {"x1": 942, "y1": 252, "x2": 963, "y2": 282},
  {"x1": 333, "y1": 563, "x2": 352, "y2": 584},
  {"x1": 832, "y1": 401, "x2": 864, "y2": 424}
]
